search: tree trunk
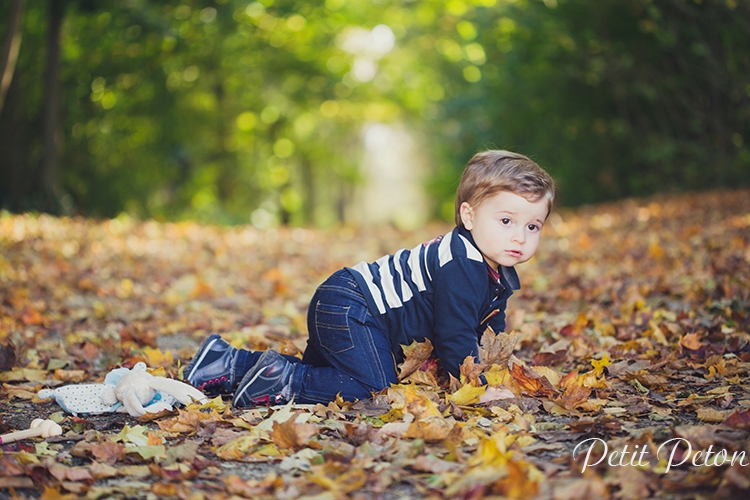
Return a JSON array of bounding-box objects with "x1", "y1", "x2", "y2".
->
[
  {"x1": 0, "y1": 0, "x2": 24, "y2": 115},
  {"x1": 40, "y1": 0, "x2": 66, "y2": 213}
]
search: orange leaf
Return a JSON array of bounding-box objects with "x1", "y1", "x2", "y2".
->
[
  {"x1": 679, "y1": 333, "x2": 702, "y2": 351},
  {"x1": 510, "y1": 362, "x2": 559, "y2": 398},
  {"x1": 270, "y1": 414, "x2": 318, "y2": 450},
  {"x1": 555, "y1": 382, "x2": 592, "y2": 410}
]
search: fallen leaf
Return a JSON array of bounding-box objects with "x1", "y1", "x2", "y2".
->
[
  {"x1": 398, "y1": 339, "x2": 434, "y2": 380},
  {"x1": 510, "y1": 362, "x2": 560, "y2": 398},
  {"x1": 271, "y1": 414, "x2": 318, "y2": 450},
  {"x1": 478, "y1": 327, "x2": 518, "y2": 367},
  {"x1": 90, "y1": 440, "x2": 125, "y2": 466}
]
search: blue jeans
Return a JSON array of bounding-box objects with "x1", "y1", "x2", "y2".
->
[{"x1": 234, "y1": 269, "x2": 397, "y2": 404}]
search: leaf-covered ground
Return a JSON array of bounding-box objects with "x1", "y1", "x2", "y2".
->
[{"x1": 1, "y1": 189, "x2": 749, "y2": 500}]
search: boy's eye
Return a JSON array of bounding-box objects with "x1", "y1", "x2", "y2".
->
[
  {"x1": 528, "y1": 224, "x2": 539, "y2": 231},
  {"x1": 500, "y1": 218, "x2": 511, "y2": 225}
]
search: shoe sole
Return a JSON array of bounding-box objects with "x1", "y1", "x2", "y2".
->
[{"x1": 186, "y1": 336, "x2": 220, "y2": 383}]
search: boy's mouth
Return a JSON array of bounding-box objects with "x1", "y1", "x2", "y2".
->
[{"x1": 505, "y1": 250, "x2": 522, "y2": 258}]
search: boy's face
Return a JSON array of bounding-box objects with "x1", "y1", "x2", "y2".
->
[{"x1": 460, "y1": 191, "x2": 548, "y2": 269}]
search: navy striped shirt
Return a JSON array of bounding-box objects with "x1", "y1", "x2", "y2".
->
[{"x1": 346, "y1": 225, "x2": 520, "y2": 377}]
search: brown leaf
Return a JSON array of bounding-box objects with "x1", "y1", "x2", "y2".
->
[
  {"x1": 156, "y1": 408, "x2": 223, "y2": 433},
  {"x1": 0, "y1": 455, "x2": 24, "y2": 476},
  {"x1": 679, "y1": 333, "x2": 703, "y2": 352},
  {"x1": 0, "y1": 340, "x2": 16, "y2": 371},
  {"x1": 0, "y1": 477, "x2": 34, "y2": 489},
  {"x1": 459, "y1": 355, "x2": 485, "y2": 386},
  {"x1": 48, "y1": 463, "x2": 94, "y2": 483},
  {"x1": 398, "y1": 339, "x2": 434, "y2": 380},
  {"x1": 722, "y1": 409, "x2": 750, "y2": 430},
  {"x1": 270, "y1": 414, "x2": 318, "y2": 450},
  {"x1": 478, "y1": 326, "x2": 518, "y2": 368},
  {"x1": 90, "y1": 440, "x2": 125, "y2": 466},
  {"x1": 53, "y1": 369, "x2": 87, "y2": 383},
  {"x1": 404, "y1": 416, "x2": 456, "y2": 442},
  {"x1": 556, "y1": 382, "x2": 592, "y2": 410}
]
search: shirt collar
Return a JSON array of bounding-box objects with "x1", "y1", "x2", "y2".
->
[{"x1": 456, "y1": 225, "x2": 521, "y2": 290}]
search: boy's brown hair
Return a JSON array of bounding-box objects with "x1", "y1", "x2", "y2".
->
[{"x1": 455, "y1": 150, "x2": 555, "y2": 227}]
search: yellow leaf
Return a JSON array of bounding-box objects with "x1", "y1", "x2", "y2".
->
[
  {"x1": 0, "y1": 368, "x2": 48, "y2": 382},
  {"x1": 450, "y1": 384, "x2": 486, "y2": 406},
  {"x1": 216, "y1": 435, "x2": 261, "y2": 460},
  {"x1": 696, "y1": 407, "x2": 732, "y2": 423},
  {"x1": 126, "y1": 445, "x2": 166, "y2": 460},
  {"x1": 147, "y1": 366, "x2": 167, "y2": 378},
  {"x1": 191, "y1": 394, "x2": 227, "y2": 412},
  {"x1": 515, "y1": 434, "x2": 537, "y2": 447},
  {"x1": 483, "y1": 366, "x2": 510, "y2": 386},
  {"x1": 252, "y1": 443, "x2": 281, "y2": 457},
  {"x1": 530, "y1": 366, "x2": 561, "y2": 386},
  {"x1": 577, "y1": 398, "x2": 609, "y2": 412},
  {"x1": 470, "y1": 432, "x2": 510, "y2": 468},
  {"x1": 112, "y1": 425, "x2": 150, "y2": 446},
  {"x1": 591, "y1": 353, "x2": 611, "y2": 376},
  {"x1": 142, "y1": 347, "x2": 174, "y2": 368}
]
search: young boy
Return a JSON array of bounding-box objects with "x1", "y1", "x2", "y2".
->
[{"x1": 184, "y1": 150, "x2": 555, "y2": 407}]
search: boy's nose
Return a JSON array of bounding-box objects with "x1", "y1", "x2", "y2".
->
[{"x1": 512, "y1": 228, "x2": 526, "y2": 244}]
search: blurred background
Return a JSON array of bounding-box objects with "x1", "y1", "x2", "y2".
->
[{"x1": 0, "y1": 0, "x2": 748, "y2": 229}]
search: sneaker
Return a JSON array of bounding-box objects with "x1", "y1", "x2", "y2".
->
[
  {"x1": 184, "y1": 333, "x2": 238, "y2": 395},
  {"x1": 232, "y1": 350, "x2": 295, "y2": 407}
]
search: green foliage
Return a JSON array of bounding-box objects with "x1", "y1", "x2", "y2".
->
[{"x1": 1, "y1": 0, "x2": 748, "y2": 223}]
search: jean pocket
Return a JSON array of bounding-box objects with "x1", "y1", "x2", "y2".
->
[{"x1": 314, "y1": 302, "x2": 355, "y2": 354}]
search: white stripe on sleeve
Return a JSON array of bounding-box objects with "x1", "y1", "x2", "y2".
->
[
  {"x1": 393, "y1": 249, "x2": 414, "y2": 303},
  {"x1": 375, "y1": 255, "x2": 403, "y2": 309},
  {"x1": 438, "y1": 231, "x2": 454, "y2": 267},
  {"x1": 407, "y1": 243, "x2": 426, "y2": 291},
  {"x1": 351, "y1": 261, "x2": 386, "y2": 314}
]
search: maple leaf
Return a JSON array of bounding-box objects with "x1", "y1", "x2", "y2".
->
[
  {"x1": 555, "y1": 381, "x2": 592, "y2": 410},
  {"x1": 510, "y1": 362, "x2": 560, "y2": 398},
  {"x1": 270, "y1": 414, "x2": 319, "y2": 450},
  {"x1": 398, "y1": 338, "x2": 434, "y2": 380},
  {"x1": 112, "y1": 425, "x2": 150, "y2": 446},
  {"x1": 459, "y1": 355, "x2": 485, "y2": 386},
  {"x1": 156, "y1": 408, "x2": 222, "y2": 433},
  {"x1": 478, "y1": 326, "x2": 518, "y2": 368}
]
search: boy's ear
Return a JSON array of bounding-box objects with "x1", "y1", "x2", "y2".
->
[{"x1": 460, "y1": 202, "x2": 474, "y2": 230}]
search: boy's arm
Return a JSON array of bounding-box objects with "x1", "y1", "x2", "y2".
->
[{"x1": 430, "y1": 260, "x2": 487, "y2": 379}]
